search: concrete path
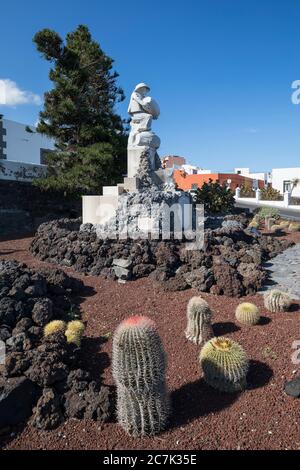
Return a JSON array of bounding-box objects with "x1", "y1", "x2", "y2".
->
[{"x1": 258, "y1": 243, "x2": 300, "y2": 299}]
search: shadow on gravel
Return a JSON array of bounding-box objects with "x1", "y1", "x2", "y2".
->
[
  {"x1": 0, "y1": 422, "x2": 27, "y2": 449},
  {"x1": 80, "y1": 336, "x2": 110, "y2": 381},
  {"x1": 259, "y1": 316, "x2": 271, "y2": 325},
  {"x1": 247, "y1": 359, "x2": 273, "y2": 390},
  {"x1": 75, "y1": 284, "x2": 96, "y2": 302},
  {"x1": 72, "y1": 285, "x2": 96, "y2": 318},
  {"x1": 0, "y1": 248, "x2": 27, "y2": 256},
  {"x1": 263, "y1": 277, "x2": 277, "y2": 286},
  {"x1": 213, "y1": 321, "x2": 240, "y2": 335},
  {"x1": 290, "y1": 303, "x2": 300, "y2": 312},
  {"x1": 170, "y1": 379, "x2": 238, "y2": 429}
]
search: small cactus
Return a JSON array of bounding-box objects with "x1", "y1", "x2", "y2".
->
[
  {"x1": 112, "y1": 316, "x2": 169, "y2": 436},
  {"x1": 200, "y1": 337, "x2": 249, "y2": 393},
  {"x1": 270, "y1": 224, "x2": 282, "y2": 233},
  {"x1": 65, "y1": 320, "x2": 85, "y2": 346},
  {"x1": 288, "y1": 222, "x2": 300, "y2": 232},
  {"x1": 44, "y1": 320, "x2": 66, "y2": 337},
  {"x1": 265, "y1": 217, "x2": 275, "y2": 231},
  {"x1": 185, "y1": 296, "x2": 214, "y2": 345},
  {"x1": 235, "y1": 302, "x2": 260, "y2": 326},
  {"x1": 264, "y1": 289, "x2": 291, "y2": 313},
  {"x1": 279, "y1": 220, "x2": 290, "y2": 229},
  {"x1": 248, "y1": 220, "x2": 259, "y2": 229}
]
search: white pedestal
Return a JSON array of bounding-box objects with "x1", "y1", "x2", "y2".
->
[
  {"x1": 127, "y1": 146, "x2": 156, "y2": 178},
  {"x1": 82, "y1": 195, "x2": 118, "y2": 225}
]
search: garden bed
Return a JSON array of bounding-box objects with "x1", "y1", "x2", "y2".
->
[{"x1": 0, "y1": 236, "x2": 300, "y2": 450}]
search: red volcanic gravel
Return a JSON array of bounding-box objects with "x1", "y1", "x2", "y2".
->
[{"x1": 1, "y1": 235, "x2": 300, "y2": 450}]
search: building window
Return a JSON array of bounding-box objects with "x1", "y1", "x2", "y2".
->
[{"x1": 283, "y1": 180, "x2": 292, "y2": 193}]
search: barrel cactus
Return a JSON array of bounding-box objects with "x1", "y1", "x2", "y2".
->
[
  {"x1": 288, "y1": 222, "x2": 300, "y2": 232},
  {"x1": 200, "y1": 337, "x2": 249, "y2": 393},
  {"x1": 270, "y1": 224, "x2": 282, "y2": 233},
  {"x1": 185, "y1": 296, "x2": 214, "y2": 345},
  {"x1": 44, "y1": 320, "x2": 66, "y2": 337},
  {"x1": 279, "y1": 220, "x2": 290, "y2": 229},
  {"x1": 235, "y1": 302, "x2": 260, "y2": 326},
  {"x1": 264, "y1": 289, "x2": 291, "y2": 313},
  {"x1": 112, "y1": 316, "x2": 169, "y2": 437},
  {"x1": 65, "y1": 320, "x2": 85, "y2": 346},
  {"x1": 248, "y1": 219, "x2": 259, "y2": 229}
]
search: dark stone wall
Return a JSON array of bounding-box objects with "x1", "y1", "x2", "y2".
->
[{"x1": 0, "y1": 180, "x2": 80, "y2": 239}]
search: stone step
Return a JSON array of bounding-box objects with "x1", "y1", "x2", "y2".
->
[
  {"x1": 82, "y1": 195, "x2": 118, "y2": 225},
  {"x1": 102, "y1": 185, "x2": 124, "y2": 196},
  {"x1": 97, "y1": 195, "x2": 118, "y2": 225}
]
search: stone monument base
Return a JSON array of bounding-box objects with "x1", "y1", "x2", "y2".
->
[
  {"x1": 82, "y1": 195, "x2": 118, "y2": 225},
  {"x1": 127, "y1": 146, "x2": 156, "y2": 178},
  {"x1": 82, "y1": 176, "x2": 142, "y2": 225}
]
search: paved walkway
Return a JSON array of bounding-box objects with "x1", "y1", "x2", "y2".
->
[{"x1": 259, "y1": 243, "x2": 300, "y2": 299}]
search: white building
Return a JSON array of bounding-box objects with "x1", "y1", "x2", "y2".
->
[
  {"x1": 0, "y1": 116, "x2": 55, "y2": 181},
  {"x1": 272, "y1": 168, "x2": 300, "y2": 197},
  {"x1": 0, "y1": 117, "x2": 55, "y2": 164},
  {"x1": 234, "y1": 167, "x2": 271, "y2": 185},
  {"x1": 181, "y1": 164, "x2": 212, "y2": 175}
]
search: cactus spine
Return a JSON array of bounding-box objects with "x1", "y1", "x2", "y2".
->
[
  {"x1": 235, "y1": 302, "x2": 260, "y2": 326},
  {"x1": 185, "y1": 296, "x2": 214, "y2": 345},
  {"x1": 200, "y1": 337, "x2": 249, "y2": 393},
  {"x1": 264, "y1": 289, "x2": 291, "y2": 313},
  {"x1": 44, "y1": 320, "x2": 66, "y2": 337},
  {"x1": 112, "y1": 316, "x2": 169, "y2": 437},
  {"x1": 65, "y1": 320, "x2": 85, "y2": 346}
]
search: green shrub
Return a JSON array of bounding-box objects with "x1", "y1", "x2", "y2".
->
[
  {"x1": 240, "y1": 181, "x2": 255, "y2": 198},
  {"x1": 194, "y1": 179, "x2": 235, "y2": 214},
  {"x1": 260, "y1": 186, "x2": 282, "y2": 201},
  {"x1": 255, "y1": 207, "x2": 280, "y2": 221}
]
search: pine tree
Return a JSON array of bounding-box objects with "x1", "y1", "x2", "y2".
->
[{"x1": 33, "y1": 25, "x2": 127, "y2": 194}]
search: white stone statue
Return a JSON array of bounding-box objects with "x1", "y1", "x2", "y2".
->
[
  {"x1": 127, "y1": 83, "x2": 161, "y2": 177},
  {"x1": 128, "y1": 83, "x2": 160, "y2": 149}
]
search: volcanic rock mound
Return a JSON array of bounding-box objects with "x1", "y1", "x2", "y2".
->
[
  {"x1": 29, "y1": 216, "x2": 293, "y2": 297},
  {"x1": 0, "y1": 261, "x2": 111, "y2": 432}
]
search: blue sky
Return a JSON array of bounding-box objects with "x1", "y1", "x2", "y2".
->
[{"x1": 0, "y1": 0, "x2": 300, "y2": 171}]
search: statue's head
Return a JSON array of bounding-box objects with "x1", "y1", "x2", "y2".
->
[{"x1": 134, "y1": 82, "x2": 150, "y2": 96}]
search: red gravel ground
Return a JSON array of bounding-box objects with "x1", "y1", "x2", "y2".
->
[{"x1": 1, "y1": 234, "x2": 300, "y2": 450}]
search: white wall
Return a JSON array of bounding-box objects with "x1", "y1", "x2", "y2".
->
[
  {"x1": 3, "y1": 119, "x2": 55, "y2": 165},
  {"x1": 235, "y1": 167, "x2": 250, "y2": 175},
  {"x1": 272, "y1": 168, "x2": 300, "y2": 197},
  {"x1": 197, "y1": 169, "x2": 212, "y2": 174},
  {"x1": 234, "y1": 167, "x2": 269, "y2": 184}
]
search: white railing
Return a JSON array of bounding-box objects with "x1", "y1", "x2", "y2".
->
[{"x1": 235, "y1": 187, "x2": 300, "y2": 218}]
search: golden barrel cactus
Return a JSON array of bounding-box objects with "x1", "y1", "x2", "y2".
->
[{"x1": 200, "y1": 337, "x2": 249, "y2": 393}]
